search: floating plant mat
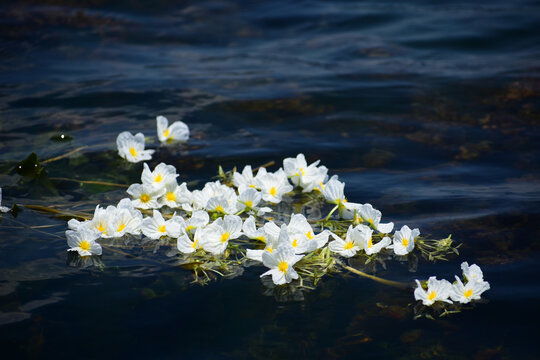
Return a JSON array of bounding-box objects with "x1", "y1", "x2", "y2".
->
[{"x1": 1, "y1": 122, "x2": 490, "y2": 319}]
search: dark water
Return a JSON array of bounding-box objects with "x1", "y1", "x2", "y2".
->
[{"x1": 1, "y1": 0, "x2": 539, "y2": 358}]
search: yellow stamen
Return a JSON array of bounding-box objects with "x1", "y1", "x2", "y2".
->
[
  {"x1": 367, "y1": 238, "x2": 373, "y2": 248},
  {"x1": 158, "y1": 225, "x2": 166, "y2": 233},
  {"x1": 97, "y1": 223, "x2": 105, "y2": 232},
  {"x1": 80, "y1": 241, "x2": 90, "y2": 251},
  {"x1": 185, "y1": 225, "x2": 194, "y2": 232},
  {"x1": 428, "y1": 291, "x2": 436, "y2": 301},
  {"x1": 166, "y1": 192, "x2": 176, "y2": 201},
  {"x1": 215, "y1": 205, "x2": 225, "y2": 213},
  {"x1": 163, "y1": 128, "x2": 170, "y2": 138},
  {"x1": 344, "y1": 241, "x2": 354, "y2": 250},
  {"x1": 306, "y1": 231, "x2": 314, "y2": 240},
  {"x1": 129, "y1": 147, "x2": 138, "y2": 157},
  {"x1": 221, "y1": 232, "x2": 230, "y2": 243},
  {"x1": 402, "y1": 238, "x2": 409, "y2": 246},
  {"x1": 256, "y1": 236, "x2": 266, "y2": 242},
  {"x1": 464, "y1": 289, "x2": 473, "y2": 298},
  {"x1": 278, "y1": 261, "x2": 288, "y2": 273},
  {"x1": 192, "y1": 239, "x2": 198, "y2": 249},
  {"x1": 269, "y1": 187, "x2": 277, "y2": 196},
  {"x1": 154, "y1": 174, "x2": 163, "y2": 183},
  {"x1": 249, "y1": 184, "x2": 256, "y2": 188},
  {"x1": 140, "y1": 194, "x2": 150, "y2": 203},
  {"x1": 117, "y1": 223, "x2": 126, "y2": 232},
  {"x1": 368, "y1": 218, "x2": 374, "y2": 225},
  {"x1": 245, "y1": 200, "x2": 253, "y2": 208},
  {"x1": 266, "y1": 246, "x2": 273, "y2": 253},
  {"x1": 291, "y1": 238, "x2": 298, "y2": 247},
  {"x1": 300, "y1": 168, "x2": 305, "y2": 176}
]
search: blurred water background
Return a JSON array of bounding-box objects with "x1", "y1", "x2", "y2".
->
[{"x1": 0, "y1": 0, "x2": 539, "y2": 358}]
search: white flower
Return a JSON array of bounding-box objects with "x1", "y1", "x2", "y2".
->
[
  {"x1": 328, "y1": 225, "x2": 366, "y2": 257},
  {"x1": 233, "y1": 165, "x2": 267, "y2": 193},
  {"x1": 390, "y1": 225, "x2": 419, "y2": 256},
  {"x1": 314, "y1": 174, "x2": 339, "y2": 193},
  {"x1": 183, "y1": 210, "x2": 210, "y2": 234},
  {"x1": 344, "y1": 203, "x2": 394, "y2": 234},
  {"x1": 283, "y1": 153, "x2": 328, "y2": 193},
  {"x1": 242, "y1": 216, "x2": 268, "y2": 242},
  {"x1": 102, "y1": 207, "x2": 142, "y2": 238},
  {"x1": 66, "y1": 228, "x2": 102, "y2": 256},
  {"x1": 254, "y1": 169, "x2": 293, "y2": 204},
  {"x1": 260, "y1": 243, "x2": 304, "y2": 285},
  {"x1": 141, "y1": 210, "x2": 182, "y2": 239},
  {"x1": 127, "y1": 183, "x2": 165, "y2": 209},
  {"x1": 79, "y1": 205, "x2": 111, "y2": 236},
  {"x1": 461, "y1": 262, "x2": 485, "y2": 282},
  {"x1": 246, "y1": 223, "x2": 281, "y2": 262},
  {"x1": 141, "y1": 162, "x2": 178, "y2": 191},
  {"x1": 359, "y1": 224, "x2": 391, "y2": 256},
  {"x1": 450, "y1": 276, "x2": 490, "y2": 304},
  {"x1": 322, "y1": 178, "x2": 350, "y2": 209},
  {"x1": 116, "y1": 131, "x2": 154, "y2": 163},
  {"x1": 414, "y1": 277, "x2": 453, "y2": 306},
  {"x1": 0, "y1": 188, "x2": 10, "y2": 213},
  {"x1": 177, "y1": 226, "x2": 204, "y2": 254},
  {"x1": 237, "y1": 188, "x2": 272, "y2": 216},
  {"x1": 199, "y1": 215, "x2": 243, "y2": 255},
  {"x1": 191, "y1": 181, "x2": 236, "y2": 211},
  {"x1": 156, "y1": 115, "x2": 189, "y2": 143},
  {"x1": 158, "y1": 182, "x2": 192, "y2": 208},
  {"x1": 287, "y1": 213, "x2": 329, "y2": 249}
]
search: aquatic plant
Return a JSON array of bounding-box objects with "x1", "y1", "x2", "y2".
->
[{"x1": 1, "y1": 114, "x2": 489, "y2": 317}]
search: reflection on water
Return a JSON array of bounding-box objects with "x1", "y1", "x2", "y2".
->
[{"x1": 1, "y1": 0, "x2": 539, "y2": 358}]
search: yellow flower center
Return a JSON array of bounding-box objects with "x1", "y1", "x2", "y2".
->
[
  {"x1": 154, "y1": 174, "x2": 163, "y2": 183},
  {"x1": 291, "y1": 238, "x2": 298, "y2": 247},
  {"x1": 140, "y1": 194, "x2": 150, "y2": 203},
  {"x1": 249, "y1": 184, "x2": 256, "y2": 188},
  {"x1": 117, "y1": 223, "x2": 126, "y2": 232},
  {"x1": 221, "y1": 232, "x2": 230, "y2": 243},
  {"x1": 306, "y1": 231, "x2": 313, "y2": 240},
  {"x1": 166, "y1": 192, "x2": 176, "y2": 201},
  {"x1": 428, "y1": 291, "x2": 437, "y2": 301},
  {"x1": 163, "y1": 128, "x2": 170, "y2": 138},
  {"x1": 191, "y1": 239, "x2": 198, "y2": 249},
  {"x1": 129, "y1": 147, "x2": 138, "y2": 157},
  {"x1": 158, "y1": 225, "x2": 166, "y2": 233},
  {"x1": 256, "y1": 236, "x2": 266, "y2": 242},
  {"x1": 245, "y1": 200, "x2": 253, "y2": 208},
  {"x1": 215, "y1": 205, "x2": 224, "y2": 213},
  {"x1": 80, "y1": 241, "x2": 90, "y2": 251},
  {"x1": 269, "y1": 187, "x2": 277, "y2": 196},
  {"x1": 266, "y1": 246, "x2": 273, "y2": 253},
  {"x1": 464, "y1": 289, "x2": 473, "y2": 298},
  {"x1": 402, "y1": 238, "x2": 409, "y2": 246},
  {"x1": 300, "y1": 168, "x2": 305, "y2": 176},
  {"x1": 367, "y1": 238, "x2": 373, "y2": 248},
  {"x1": 185, "y1": 225, "x2": 194, "y2": 232},
  {"x1": 97, "y1": 223, "x2": 105, "y2": 232},
  {"x1": 278, "y1": 261, "x2": 288, "y2": 273},
  {"x1": 368, "y1": 218, "x2": 374, "y2": 225},
  {"x1": 344, "y1": 241, "x2": 354, "y2": 250}
]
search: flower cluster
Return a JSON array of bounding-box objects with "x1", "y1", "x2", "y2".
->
[
  {"x1": 117, "y1": 116, "x2": 189, "y2": 163},
  {"x1": 414, "y1": 262, "x2": 490, "y2": 306},
  {"x1": 64, "y1": 145, "x2": 483, "y2": 312}
]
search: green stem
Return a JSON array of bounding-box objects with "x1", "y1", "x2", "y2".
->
[{"x1": 325, "y1": 204, "x2": 339, "y2": 221}]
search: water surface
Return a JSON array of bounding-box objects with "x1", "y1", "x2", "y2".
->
[{"x1": 1, "y1": 1, "x2": 539, "y2": 358}]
